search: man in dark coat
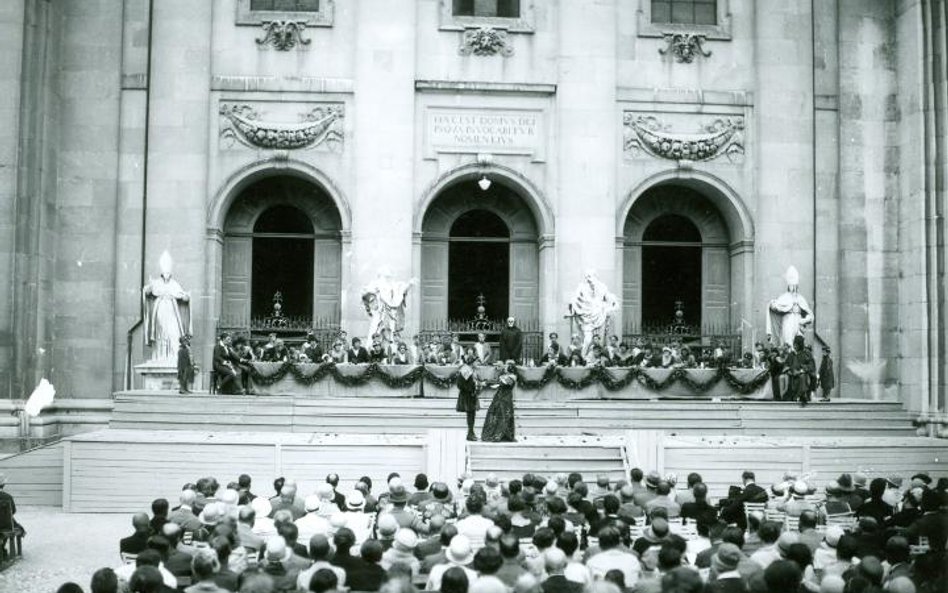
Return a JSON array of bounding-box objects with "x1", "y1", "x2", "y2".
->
[
  {"x1": 176, "y1": 335, "x2": 194, "y2": 394},
  {"x1": 819, "y1": 345, "x2": 836, "y2": 401},
  {"x1": 347, "y1": 337, "x2": 370, "y2": 364},
  {"x1": 213, "y1": 333, "x2": 240, "y2": 395},
  {"x1": 499, "y1": 317, "x2": 523, "y2": 363},
  {"x1": 120, "y1": 513, "x2": 152, "y2": 555}
]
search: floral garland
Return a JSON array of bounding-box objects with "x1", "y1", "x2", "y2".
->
[{"x1": 248, "y1": 363, "x2": 769, "y2": 394}]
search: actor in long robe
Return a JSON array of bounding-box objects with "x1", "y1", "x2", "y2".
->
[{"x1": 498, "y1": 317, "x2": 523, "y2": 363}]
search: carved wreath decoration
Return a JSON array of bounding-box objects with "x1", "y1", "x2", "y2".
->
[
  {"x1": 623, "y1": 114, "x2": 744, "y2": 162},
  {"x1": 459, "y1": 27, "x2": 514, "y2": 57},
  {"x1": 256, "y1": 20, "x2": 311, "y2": 51},
  {"x1": 219, "y1": 104, "x2": 344, "y2": 150}
]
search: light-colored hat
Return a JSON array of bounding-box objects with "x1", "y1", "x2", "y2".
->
[
  {"x1": 778, "y1": 532, "x2": 800, "y2": 556},
  {"x1": 220, "y1": 489, "x2": 239, "y2": 506},
  {"x1": 394, "y1": 528, "x2": 418, "y2": 551},
  {"x1": 304, "y1": 494, "x2": 321, "y2": 512},
  {"x1": 792, "y1": 480, "x2": 809, "y2": 496},
  {"x1": 377, "y1": 513, "x2": 399, "y2": 536},
  {"x1": 447, "y1": 535, "x2": 475, "y2": 565},
  {"x1": 316, "y1": 483, "x2": 334, "y2": 501},
  {"x1": 265, "y1": 536, "x2": 292, "y2": 562},
  {"x1": 544, "y1": 481, "x2": 559, "y2": 496},
  {"x1": 346, "y1": 490, "x2": 365, "y2": 510},
  {"x1": 251, "y1": 497, "x2": 272, "y2": 518},
  {"x1": 199, "y1": 502, "x2": 224, "y2": 526},
  {"x1": 824, "y1": 525, "x2": 845, "y2": 548},
  {"x1": 485, "y1": 473, "x2": 500, "y2": 488}
]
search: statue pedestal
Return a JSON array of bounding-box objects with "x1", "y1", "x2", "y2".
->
[{"x1": 135, "y1": 360, "x2": 202, "y2": 392}]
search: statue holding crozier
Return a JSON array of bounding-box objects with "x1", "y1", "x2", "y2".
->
[
  {"x1": 361, "y1": 268, "x2": 414, "y2": 348},
  {"x1": 766, "y1": 265, "x2": 814, "y2": 347},
  {"x1": 567, "y1": 270, "x2": 619, "y2": 359}
]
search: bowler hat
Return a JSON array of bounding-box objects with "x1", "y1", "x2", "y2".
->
[{"x1": 388, "y1": 483, "x2": 408, "y2": 504}]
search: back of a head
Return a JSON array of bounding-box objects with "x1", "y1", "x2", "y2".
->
[
  {"x1": 657, "y1": 544, "x2": 681, "y2": 572},
  {"x1": 857, "y1": 556, "x2": 884, "y2": 586},
  {"x1": 692, "y1": 482, "x2": 708, "y2": 500},
  {"x1": 869, "y1": 478, "x2": 887, "y2": 498},
  {"x1": 128, "y1": 566, "x2": 164, "y2": 593},
  {"x1": 819, "y1": 575, "x2": 845, "y2": 593},
  {"x1": 414, "y1": 473, "x2": 429, "y2": 490},
  {"x1": 191, "y1": 548, "x2": 221, "y2": 580},
  {"x1": 57, "y1": 584, "x2": 84, "y2": 593},
  {"x1": 687, "y1": 473, "x2": 702, "y2": 487},
  {"x1": 135, "y1": 549, "x2": 162, "y2": 568},
  {"x1": 764, "y1": 559, "x2": 802, "y2": 593},
  {"x1": 799, "y1": 510, "x2": 818, "y2": 530},
  {"x1": 90, "y1": 567, "x2": 118, "y2": 593},
  {"x1": 556, "y1": 531, "x2": 578, "y2": 557},
  {"x1": 333, "y1": 527, "x2": 355, "y2": 551},
  {"x1": 885, "y1": 536, "x2": 910, "y2": 564},
  {"x1": 603, "y1": 494, "x2": 620, "y2": 514},
  {"x1": 309, "y1": 568, "x2": 338, "y2": 593},
  {"x1": 239, "y1": 573, "x2": 276, "y2": 593},
  {"x1": 361, "y1": 539, "x2": 384, "y2": 563},
  {"x1": 543, "y1": 547, "x2": 568, "y2": 574},
  {"x1": 440, "y1": 524, "x2": 459, "y2": 547},
  {"x1": 630, "y1": 468, "x2": 644, "y2": 482},
  {"x1": 721, "y1": 526, "x2": 745, "y2": 549},
  {"x1": 474, "y1": 546, "x2": 504, "y2": 575},
  {"x1": 499, "y1": 533, "x2": 520, "y2": 559},
  {"x1": 835, "y1": 534, "x2": 858, "y2": 560},
  {"x1": 759, "y1": 521, "x2": 782, "y2": 544},
  {"x1": 441, "y1": 566, "x2": 470, "y2": 593},
  {"x1": 151, "y1": 498, "x2": 169, "y2": 517},
  {"x1": 309, "y1": 534, "x2": 331, "y2": 561},
  {"x1": 603, "y1": 570, "x2": 625, "y2": 590},
  {"x1": 656, "y1": 481, "x2": 671, "y2": 496},
  {"x1": 597, "y1": 526, "x2": 620, "y2": 550},
  {"x1": 132, "y1": 512, "x2": 150, "y2": 532},
  {"x1": 885, "y1": 576, "x2": 916, "y2": 593},
  {"x1": 532, "y1": 527, "x2": 555, "y2": 550},
  {"x1": 660, "y1": 566, "x2": 703, "y2": 593}
]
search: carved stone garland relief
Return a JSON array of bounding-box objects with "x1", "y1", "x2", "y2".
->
[
  {"x1": 623, "y1": 113, "x2": 744, "y2": 163},
  {"x1": 219, "y1": 103, "x2": 344, "y2": 151}
]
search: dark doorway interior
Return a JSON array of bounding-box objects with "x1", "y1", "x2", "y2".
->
[
  {"x1": 251, "y1": 205, "x2": 314, "y2": 320},
  {"x1": 641, "y1": 214, "x2": 702, "y2": 328},
  {"x1": 448, "y1": 209, "x2": 510, "y2": 320}
]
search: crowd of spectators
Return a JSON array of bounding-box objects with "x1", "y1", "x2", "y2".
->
[{"x1": 53, "y1": 466, "x2": 945, "y2": 593}]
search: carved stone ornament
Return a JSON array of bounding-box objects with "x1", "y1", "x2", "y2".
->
[
  {"x1": 219, "y1": 103, "x2": 344, "y2": 150},
  {"x1": 256, "y1": 20, "x2": 311, "y2": 51},
  {"x1": 659, "y1": 33, "x2": 712, "y2": 63},
  {"x1": 623, "y1": 114, "x2": 744, "y2": 162},
  {"x1": 459, "y1": 27, "x2": 514, "y2": 57}
]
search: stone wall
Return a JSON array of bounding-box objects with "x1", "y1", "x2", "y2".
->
[{"x1": 0, "y1": 0, "x2": 944, "y2": 412}]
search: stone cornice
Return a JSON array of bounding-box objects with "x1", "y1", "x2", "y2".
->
[
  {"x1": 415, "y1": 80, "x2": 556, "y2": 95},
  {"x1": 211, "y1": 75, "x2": 354, "y2": 94}
]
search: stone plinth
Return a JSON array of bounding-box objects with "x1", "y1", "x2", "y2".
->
[{"x1": 135, "y1": 361, "x2": 201, "y2": 392}]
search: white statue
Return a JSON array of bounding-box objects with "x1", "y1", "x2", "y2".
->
[
  {"x1": 361, "y1": 268, "x2": 413, "y2": 347},
  {"x1": 766, "y1": 265, "x2": 814, "y2": 347},
  {"x1": 567, "y1": 270, "x2": 619, "y2": 358},
  {"x1": 143, "y1": 251, "x2": 192, "y2": 363}
]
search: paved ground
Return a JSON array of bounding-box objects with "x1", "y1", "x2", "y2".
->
[{"x1": 0, "y1": 507, "x2": 128, "y2": 593}]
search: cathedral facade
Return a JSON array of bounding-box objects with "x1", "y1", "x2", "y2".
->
[{"x1": 0, "y1": 0, "x2": 945, "y2": 412}]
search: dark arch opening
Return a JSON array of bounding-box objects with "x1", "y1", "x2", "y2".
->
[
  {"x1": 448, "y1": 208, "x2": 510, "y2": 320},
  {"x1": 251, "y1": 204, "x2": 314, "y2": 321},
  {"x1": 642, "y1": 213, "x2": 702, "y2": 329}
]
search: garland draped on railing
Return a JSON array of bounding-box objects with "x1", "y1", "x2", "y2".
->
[{"x1": 248, "y1": 362, "x2": 769, "y2": 394}]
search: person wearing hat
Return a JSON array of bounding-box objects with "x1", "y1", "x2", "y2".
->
[
  {"x1": 419, "y1": 482, "x2": 457, "y2": 521},
  {"x1": 777, "y1": 480, "x2": 817, "y2": 517},
  {"x1": 705, "y1": 542, "x2": 745, "y2": 593},
  {"x1": 386, "y1": 483, "x2": 425, "y2": 533},
  {"x1": 381, "y1": 528, "x2": 421, "y2": 576},
  {"x1": 644, "y1": 481, "x2": 681, "y2": 519},
  {"x1": 375, "y1": 513, "x2": 399, "y2": 552},
  {"x1": 855, "y1": 478, "x2": 894, "y2": 526},
  {"x1": 539, "y1": 547, "x2": 583, "y2": 593},
  {"x1": 249, "y1": 497, "x2": 276, "y2": 538},
  {"x1": 632, "y1": 471, "x2": 661, "y2": 508},
  {"x1": 817, "y1": 345, "x2": 835, "y2": 401},
  {"x1": 176, "y1": 335, "x2": 195, "y2": 394},
  {"x1": 295, "y1": 494, "x2": 331, "y2": 543},
  {"x1": 193, "y1": 503, "x2": 225, "y2": 543},
  {"x1": 812, "y1": 525, "x2": 844, "y2": 573},
  {"x1": 427, "y1": 535, "x2": 478, "y2": 591},
  {"x1": 260, "y1": 536, "x2": 302, "y2": 593},
  {"x1": 270, "y1": 480, "x2": 305, "y2": 521}
]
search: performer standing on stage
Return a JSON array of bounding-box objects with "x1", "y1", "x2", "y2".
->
[
  {"x1": 818, "y1": 345, "x2": 835, "y2": 401},
  {"x1": 481, "y1": 361, "x2": 517, "y2": 442},
  {"x1": 456, "y1": 356, "x2": 481, "y2": 441}
]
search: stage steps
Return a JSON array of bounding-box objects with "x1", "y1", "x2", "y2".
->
[
  {"x1": 110, "y1": 393, "x2": 917, "y2": 437},
  {"x1": 467, "y1": 436, "x2": 629, "y2": 484}
]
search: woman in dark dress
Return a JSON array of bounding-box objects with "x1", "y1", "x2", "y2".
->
[
  {"x1": 456, "y1": 357, "x2": 481, "y2": 441},
  {"x1": 481, "y1": 361, "x2": 517, "y2": 442}
]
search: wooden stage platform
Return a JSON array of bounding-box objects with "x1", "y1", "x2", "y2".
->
[{"x1": 110, "y1": 391, "x2": 918, "y2": 437}]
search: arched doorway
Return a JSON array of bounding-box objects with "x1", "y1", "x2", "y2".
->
[
  {"x1": 641, "y1": 214, "x2": 703, "y2": 329},
  {"x1": 220, "y1": 175, "x2": 342, "y2": 330},
  {"x1": 420, "y1": 179, "x2": 539, "y2": 327},
  {"x1": 622, "y1": 184, "x2": 731, "y2": 332},
  {"x1": 448, "y1": 210, "x2": 511, "y2": 319}
]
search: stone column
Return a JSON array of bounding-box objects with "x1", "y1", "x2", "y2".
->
[
  {"x1": 349, "y1": 0, "x2": 417, "y2": 337},
  {"x1": 753, "y1": 0, "x2": 816, "y2": 342},
  {"x1": 556, "y1": 0, "x2": 617, "y2": 337},
  {"x1": 144, "y1": 0, "x2": 212, "y2": 374}
]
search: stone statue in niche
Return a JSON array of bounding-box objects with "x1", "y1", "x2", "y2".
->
[
  {"x1": 567, "y1": 270, "x2": 619, "y2": 358},
  {"x1": 766, "y1": 265, "x2": 814, "y2": 347},
  {"x1": 362, "y1": 268, "x2": 414, "y2": 348},
  {"x1": 143, "y1": 251, "x2": 192, "y2": 363}
]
